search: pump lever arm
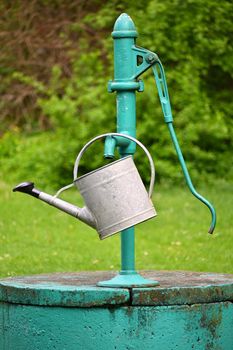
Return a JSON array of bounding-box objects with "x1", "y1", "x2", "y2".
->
[{"x1": 152, "y1": 59, "x2": 216, "y2": 234}]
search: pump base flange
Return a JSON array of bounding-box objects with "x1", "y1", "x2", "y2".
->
[{"x1": 97, "y1": 272, "x2": 159, "y2": 288}]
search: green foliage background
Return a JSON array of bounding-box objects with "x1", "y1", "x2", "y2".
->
[{"x1": 0, "y1": 0, "x2": 232, "y2": 189}]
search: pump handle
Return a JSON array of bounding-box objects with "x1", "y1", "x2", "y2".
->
[{"x1": 152, "y1": 58, "x2": 216, "y2": 234}]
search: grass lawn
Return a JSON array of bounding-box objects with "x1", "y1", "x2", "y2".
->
[{"x1": 0, "y1": 179, "x2": 232, "y2": 278}]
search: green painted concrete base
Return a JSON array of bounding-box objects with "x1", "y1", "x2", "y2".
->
[
  {"x1": 1, "y1": 302, "x2": 233, "y2": 350},
  {"x1": 0, "y1": 271, "x2": 233, "y2": 350}
]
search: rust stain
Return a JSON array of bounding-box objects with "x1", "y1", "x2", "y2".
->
[{"x1": 200, "y1": 304, "x2": 223, "y2": 350}]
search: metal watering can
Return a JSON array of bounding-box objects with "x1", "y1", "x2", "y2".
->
[{"x1": 13, "y1": 133, "x2": 157, "y2": 240}]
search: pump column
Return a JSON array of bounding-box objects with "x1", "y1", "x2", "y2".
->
[
  {"x1": 112, "y1": 14, "x2": 138, "y2": 277},
  {"x1": 100, "y1": 14, "x2": 158, "y2": 287}
]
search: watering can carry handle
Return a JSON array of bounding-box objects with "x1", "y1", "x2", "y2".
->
[
  {"x1": 54, "y1": 133, "x2": 155, "y2": 199},
  {"x1": 72, "y1": 133, "x2": 155, "y2": 198}
]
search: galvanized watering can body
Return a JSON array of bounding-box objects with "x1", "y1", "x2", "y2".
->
[
  {"x1": 13, "y1": 133, "x2": 157, "y2": 239},
  {"x1": 75, "y1": 155, "x2": 156, "y2": 239}
]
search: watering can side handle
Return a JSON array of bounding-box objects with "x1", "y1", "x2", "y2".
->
[{"x1": 73, "y1": 133, "x2": 155, "y2": 199}]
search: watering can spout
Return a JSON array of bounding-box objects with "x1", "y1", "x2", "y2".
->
[
  {"x1": 13, "y1": 134, "x2": 157, "y2": 240},
  {"x1": 12, "y1": 182, "x2": 97, "y2": 229}
]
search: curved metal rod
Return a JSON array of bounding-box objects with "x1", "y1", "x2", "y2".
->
[
  {"x1": 54, "y1": 182, "x2": 74, "y2": 198},
  {"x1": 167, "y1": 123, "x2": 216, "y2": 234},
  {"x1": 73, "y1": 133, "x2": 155, "y2": 198},
  {"x1": 152, "y1": 59, "x2": 216, "y2": 234}
]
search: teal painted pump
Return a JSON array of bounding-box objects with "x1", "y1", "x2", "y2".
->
[
  {"x1": 13, "y1": 13, "x2": 216, "y2": 288},
  {"x1": 101, "y1": 13, "x2": 216, "y2": 287}
]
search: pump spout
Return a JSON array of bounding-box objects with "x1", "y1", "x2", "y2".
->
[{"x1": 13, "y1": 182, "x2": 97, "y2": 229}]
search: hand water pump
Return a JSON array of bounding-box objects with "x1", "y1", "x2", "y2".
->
[{"x1": 13, "y1": 13, "x2": 216, "y2": 287}]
